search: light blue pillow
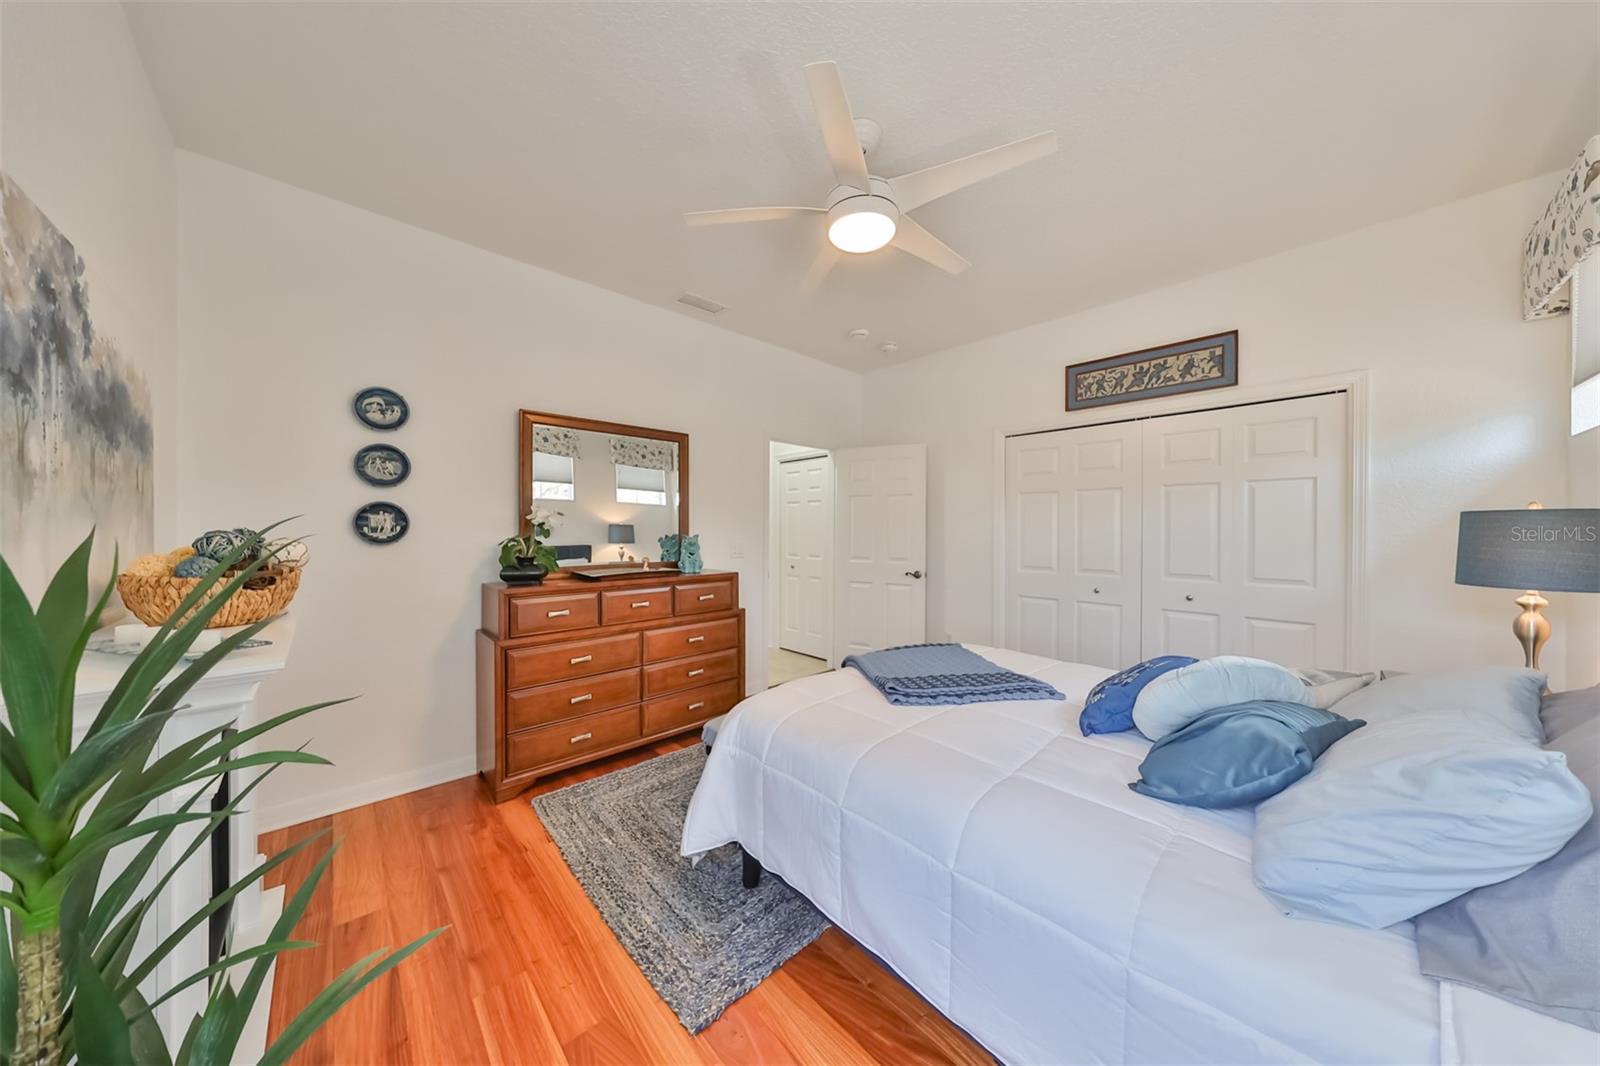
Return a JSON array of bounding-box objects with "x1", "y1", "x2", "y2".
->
[
  {"x1": 1330, "y1": 666, "x2": 1546, "y2": 742},
  {"x1": 1253, "y1": 675, "x2": 1592, "y2": 929},
  {"x1": 1130, "y1": 700, "x2": 1364, "y2": 808},
  {"x1": 1079, "y1": 655, "x2": 1195, "y2": 735},
  {"x1": 1132, "y1": 656, "x2": 1305, "y2": 740}
]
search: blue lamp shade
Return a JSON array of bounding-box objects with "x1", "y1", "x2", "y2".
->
[
  {"x1": 1455, "y1": 509, "x2": 1600, "y2": 593},
  {"x1": 607, "y1": 523, "x2": 635, "y2": 545}
]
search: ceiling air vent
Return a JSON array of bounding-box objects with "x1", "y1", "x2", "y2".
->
[{"x1": 676, "y1": 292, "x2": 725, "y2": 315}]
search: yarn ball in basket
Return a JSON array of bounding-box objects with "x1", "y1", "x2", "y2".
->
[
  {"x1": 192, "y1": 529, "x2": 244, "y2": 560},
  {"x1": 262, "y1": 537, "x2": 310, "y2": 569},
  {"x1": 174, "y1": 554, "x2": 220, "y2": 579}
]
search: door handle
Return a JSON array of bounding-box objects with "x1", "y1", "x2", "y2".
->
[
  {"x1": 904, "y1": 570, "x2": 923, "y2": 579},
  {"x1": 1093, "y1": 587, "x2": 1101, "y2": 594},
  {"x1": 1185, "y1": 594, "x2": 1195, "y2": 602}
]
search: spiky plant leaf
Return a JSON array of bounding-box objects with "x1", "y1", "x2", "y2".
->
[
  {"x1": 0, "y1": 556, "x2": 63, "y2": 788},
  {"x1": 70, "y1": 945, "x2": 132, "y2": 1066}
]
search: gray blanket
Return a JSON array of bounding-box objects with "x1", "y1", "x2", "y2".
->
[{"x1": 842, "y1": 643, "x2": 1064, "y2": 706}]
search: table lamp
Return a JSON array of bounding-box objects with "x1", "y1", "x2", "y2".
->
[
  {"x1": 1455, "y1": 504, "x2": 1600, "y2": 669},
  {"x1": 608, "y1": 523, "x2": 635, "y2": 561}
]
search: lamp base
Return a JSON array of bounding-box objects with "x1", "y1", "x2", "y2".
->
[{"x1": 1512, "y1": 591, "x2": 1550, "y2": 670}]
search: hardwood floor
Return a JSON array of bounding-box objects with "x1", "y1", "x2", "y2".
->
[{"x1": 260, "y1": 735, "x2": 992, "y2": 1065}]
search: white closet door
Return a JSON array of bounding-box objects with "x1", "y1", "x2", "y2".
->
[
  {"x1": 833, "y1": 445, "x2": 927, "y2": 664},
  {"x1": 1003, "y1": 423, "x2": 1142, "y2": 668},
  {"x1": 779, "y1": 453, "x2": 832, "y2": 659},
  {"x1": 1141, "y1": 392, "x2": 1347, "y2": 666}
]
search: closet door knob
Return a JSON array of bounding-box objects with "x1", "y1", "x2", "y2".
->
[
  {"x1": 1185, "y1": 594, "x2": 1195, "y2": 602},
  {"x1": 904, "y1": 570, "x2": 923, "y2": 579},
  {"x1": 1093, "y1": 587, "x2": 1101, "y2": 594}
]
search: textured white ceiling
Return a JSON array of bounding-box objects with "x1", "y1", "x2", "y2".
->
[{"x1": 126, "y1": 2, "x2": 1597, "y2": 370}]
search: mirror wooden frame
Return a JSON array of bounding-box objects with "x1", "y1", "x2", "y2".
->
[{"x1": 517, "y1": 410, "x2": 690, "y2": 543}]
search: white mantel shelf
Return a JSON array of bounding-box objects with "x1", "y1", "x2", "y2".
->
[{"x1": 12, "y1": 614, "x2": 299, "y2": 1057}]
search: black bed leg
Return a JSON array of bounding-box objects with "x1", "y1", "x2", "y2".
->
[{"x1": 740, "y1": 845, "x2": 762, "y2": 889}]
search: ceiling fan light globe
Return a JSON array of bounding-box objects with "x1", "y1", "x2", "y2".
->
[{"x1": 826, "y1": 196, "x2": 899, "y2": 254}]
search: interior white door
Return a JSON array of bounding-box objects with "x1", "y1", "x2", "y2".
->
[
  {"x1": 833, "y1": 445, "x2": 927, "y2": 664},
  {"x1": 1141, "y1": 392, "x2": 1348, "y2": 665},
  {"x1": 1003, "y1": 423, "x2": 1142, "y2": 668},
  {"x1": 779, "y1": 453, "x2": 832, "y2": 659}
]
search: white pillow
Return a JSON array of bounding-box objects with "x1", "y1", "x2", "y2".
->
[
  {"x1": 1253, "y1": 698, "x2": 1592, "y2": 929},
  {"x1": 1291, "y1": 667, "x2": 1378, "y2": 709},
  {"x1": 1131, "y1": 655, "x2": 1304, "y2": 739}
]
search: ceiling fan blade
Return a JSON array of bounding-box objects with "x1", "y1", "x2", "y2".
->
[
  {"x1": 804, "y1": 61, "x2": 872, "y2": 193},
  {"x1": 683, "y1": 206, "x2": 825, "y2": 227},
  {"x1": 890, "y1": 217, "x2": 971, "y2": 275},
  {"x1": 800, "y1": 241, "x2": 841, "y2": 292},
  {"x1": 888, "y1": 131, "x2": 1057, "y2": 212}
]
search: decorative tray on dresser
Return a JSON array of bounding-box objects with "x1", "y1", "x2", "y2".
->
[{"x1": 476, "y1": 568, "x2": 745, "y2": 802}]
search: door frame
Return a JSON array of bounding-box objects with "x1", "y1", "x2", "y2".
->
[
  {"x1": 775, "y1": 450, "x2": 834, "y2": 660},
  {"x1": 991, "y1": 369, "x2": 1371, "y2": 670}
]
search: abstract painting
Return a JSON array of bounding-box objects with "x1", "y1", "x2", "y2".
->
[
  {"x1": 1065, "y1": 331, "x2": 1239, "y2": 411},
  {"x1": 1, "y1": 174, "x2": 153, "y2": 602}
]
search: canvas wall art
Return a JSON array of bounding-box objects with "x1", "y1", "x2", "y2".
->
[
  {"x1": 1, "y1": 174, "x2": 154, "y2": 602},
  {"x1": 1065, "y1": 330, "x2": 1239, "y2": 410}
]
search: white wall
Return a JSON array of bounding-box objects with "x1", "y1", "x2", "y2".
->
[
  {"x1": 0, "y1": 2, "x2": 179, "y2": 570},
  {"x1": 859, "y1": 175, "x2": 1586, "y2": 687},
  {"x1": 175, "y1": 153, "x2": 859, "y2": 827}
]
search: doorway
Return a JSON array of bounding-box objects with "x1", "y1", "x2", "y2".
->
[{"x1": 768, "y1": 442, "x2": 833, "y2": 684}]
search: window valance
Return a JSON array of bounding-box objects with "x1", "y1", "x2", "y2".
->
[
  {"x1": 1523, "y1": 134, "x2": 1600, "y2": 320},
  {"x1": 532, "y1": 424, "x2": 581, "y2": 459},
  {"x1": 610, "y1": 434, "x2": 677, "y2": 471}
]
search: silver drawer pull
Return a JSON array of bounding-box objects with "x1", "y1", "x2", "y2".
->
[
  {"x1": 687, "y1": 668, "x2": 705, "y2": 677},
  {"x1": 570, "y1": 732, "x2": 593, "y2": 744},
  {"x1": 569, "y1": 692, "x2": 593, "y2": 704},
  {"x1": 569, "y1": 654, "x2": 592, "y2": 665},
  {"x1": 631, "y1": 600, "x2": 651, "y2": 608},
  {"x1": 697, "y1": 593, "x2": 715, "y2": 601},
  {"x1": 547, "y1": 608, "x2": 571, "y2": 618},
  {"x1": 687, "y1": 635, "x2": 705, "y2": 643},
  {"x1": 688, "y1": 701, "x2": 705, "y2": 711}
]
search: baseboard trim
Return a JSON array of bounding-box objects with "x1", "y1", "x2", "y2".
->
[{"x1": 256, "y1": 755, "x2": 479, "y2": 832}]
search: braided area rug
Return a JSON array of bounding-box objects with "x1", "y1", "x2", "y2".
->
[{"x1": 532, "y1": 745, "x2": 828, "y2": 1032}]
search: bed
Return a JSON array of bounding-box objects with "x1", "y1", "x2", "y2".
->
[{"x1": 680, "y1": 645, "x2": 1593, "y2": 1065}]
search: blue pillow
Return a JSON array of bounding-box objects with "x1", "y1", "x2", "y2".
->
[
  {"x1": 1079, "y1": 656, "x2": 1195, "y2": 735},
  {"x1": 1129, "y1": 700, "x2": 1364, "y2": 808}
]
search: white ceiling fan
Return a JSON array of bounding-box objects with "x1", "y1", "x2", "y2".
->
[{"x1": 684, "y1": 61, "x2": 1058, "y2": 289}]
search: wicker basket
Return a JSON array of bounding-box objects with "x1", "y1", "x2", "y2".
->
[{"x1": 117, "y1": 554, "x2": 302, "y2": 629}]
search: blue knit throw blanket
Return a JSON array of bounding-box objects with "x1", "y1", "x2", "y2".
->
[{"x1": 842, "y1": 643, "x2": 1065, "y2": 706}]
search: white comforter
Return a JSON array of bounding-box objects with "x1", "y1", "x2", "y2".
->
[{"x1": 681, "y1": 646, "x2": 1444, "y2": 1064}]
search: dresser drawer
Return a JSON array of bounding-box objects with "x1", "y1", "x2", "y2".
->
[
  {"x1": 508, "y1": 591, "x2": 599, "y2": 637},
  {"x1": 642, "y1": 679, "x2": 741, "y2": 736},
  {"x1": 507, "y1": 705, "x2": 640, "y2": 774},
  {"x1": 643, "y1": 616, "x2": 740, "y2": 662},
  {"x1": 505, "y1": 632, "x2": 639, "y2": 689},
  {"x1": 643, "y1": 647, "x2": 740, "y2": 697},
  {"x1": 600, "y1": 585, "x2": 674, "y2": 625},
  {"x1": 674, "y1": 580, "x2": 734, "y2": 616},
  {"x1": 507, "y1": 668, "x2": 640, "y2": 732}
]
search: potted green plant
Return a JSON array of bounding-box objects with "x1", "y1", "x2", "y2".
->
[
  {"x1": 499, "y1": 507, "x2": 562, "y2": 584},
  {"x1": 1, "y1": 525, "x2": 440, "y2": 1065}
]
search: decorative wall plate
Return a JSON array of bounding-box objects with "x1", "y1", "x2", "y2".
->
[
  {"x1": 354, "y1": 443, "x2": 411, "y2": 486},
  {"x1": 352, "y1": 386, "x2": 410, "y2": 430},
  {"x1": 353, "y1": 501, "x2": 409, "y2": 544}
]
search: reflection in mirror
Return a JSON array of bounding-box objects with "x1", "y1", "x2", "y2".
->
[{"x1": 520, "y1": 414, "x2": 686, "y2": 567}]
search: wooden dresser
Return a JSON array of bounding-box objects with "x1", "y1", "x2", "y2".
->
[{"x1": 476, "y1": 569, "x2": 745, "y2": 802}]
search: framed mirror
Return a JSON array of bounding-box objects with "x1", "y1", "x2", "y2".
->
[{"x1": 517, "y1": 410, "x2": 689, "y2": 567}]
